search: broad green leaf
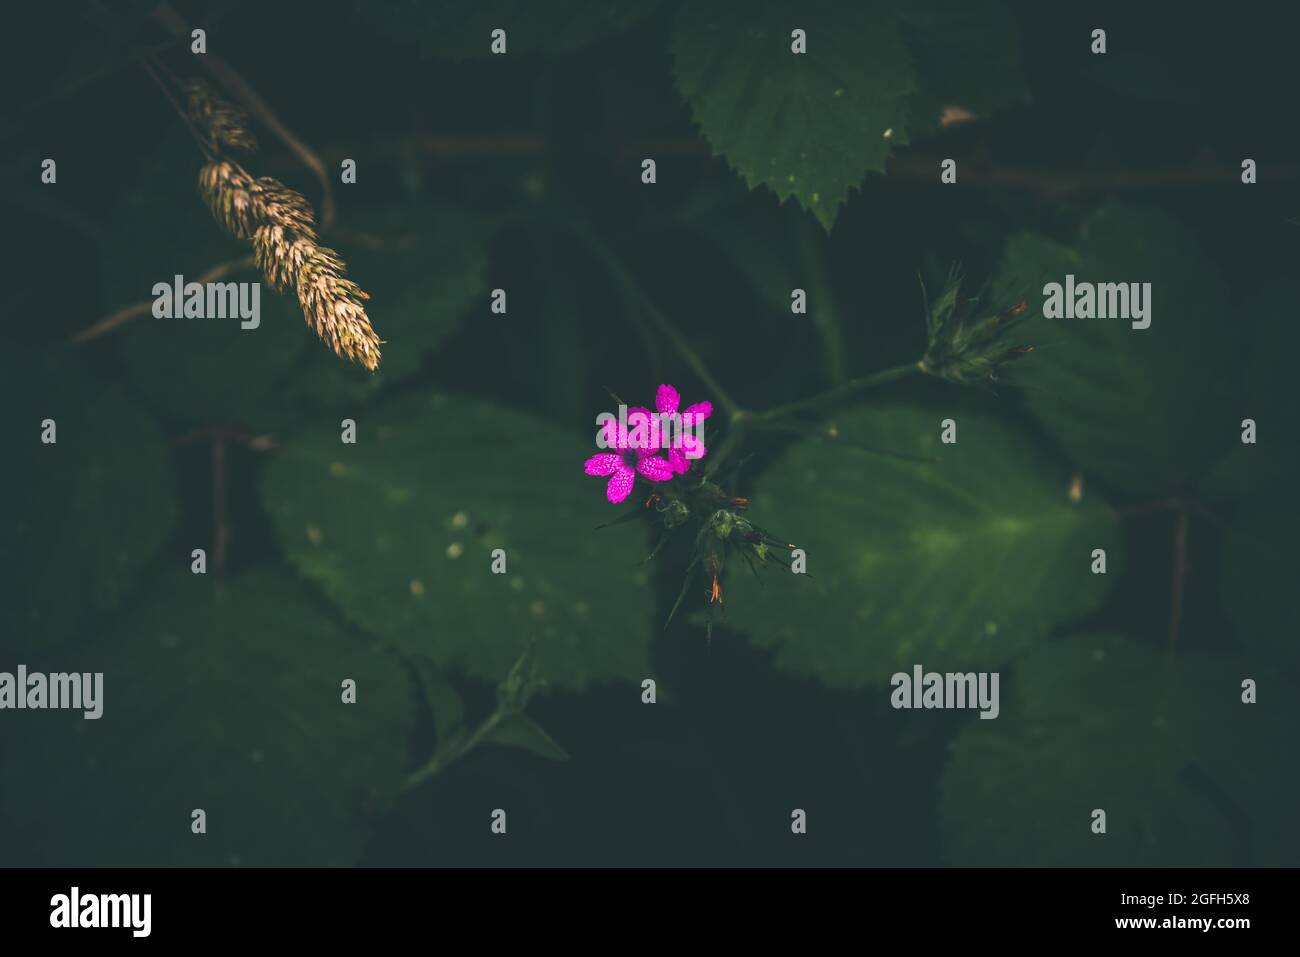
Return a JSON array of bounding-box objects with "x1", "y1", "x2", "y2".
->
[
  {"x1": 106, "y1": 126, "x2": 311, "y2": 428},
  {"x1": 671, "y1": 1, "x2": 1027, "y2": 230},
  {"x1": 671, "y1": 0, "x2": 915, "y2": 230},
  {"x1": 0, "y1": 569, "x2": 417, "y2": 867},
  {"x1": 723, "y1": 403, "x2": 1122, "y2": 687},
  {"x1": 998, "y1": 203, "x2": 1233, "y2": 495},
  {"x1": 272, "y1": 203, "x2": 492, "y2": 415},
  {"x1": 1196, "y1": 280, "x2": 1300, "y2": 504},
  {"x1": 2, "y1": 348, "x2": 178, "y2": 655},
  {"x1": 940, "y1": 634, "x2": 1300, "y2": 866},
  {"x1": 895, "y1": 0, "x2": 1030, "y2": 133},
  {"x1": 486, "y1": 713, "x2": 571, "y2": 761},
  {"x1": 1220, "y1": 503, "x2": 1299, "y2": 674},
  {"x1": 260, "y1": 392, "x2": 655, "y2": 691},
  {"x1": 356, "y1": 0, "x2": 659, "y2": 60}
]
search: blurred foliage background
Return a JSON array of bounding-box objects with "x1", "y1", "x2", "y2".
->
[{"x1": 1, "y1": 0, "x2": 1298, "y2": 866}]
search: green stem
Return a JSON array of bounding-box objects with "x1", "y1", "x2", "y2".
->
[
  {"x1": 748, "y1": 361, "x2": 923, "y2": 422},
  {"x1": 402, "y1": 710, "x2": 503, "y2": 793},
  {"x1": 790, "y1": 207, "x2": 846, "y2": 386},
  {"x1": 561, "y1": 215, "x2": 744, "y2": 418},
  {"x1": 705, "y1": 425, "x2": 747, "y2": 478}
]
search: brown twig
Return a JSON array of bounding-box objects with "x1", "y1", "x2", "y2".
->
[
  {"x1": 150, "y1": 2, "x2": 336, "y2": 226},
  {"x1": 398, "y1": 132, "x2": 1300, "y2": 194},
  {"x1": 69, "y1": 254, "x2": 254, "y2": 344},
  {"x1": 884, "y1": 153, "x2": 1300, "y2": 196}
]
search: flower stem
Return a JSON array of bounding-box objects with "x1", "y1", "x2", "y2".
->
[
  {"x1": 746, "y1": 362, "x2": 923, "y2": 422},
  {"x1": 789, "y1": 207, "x2": 847, "y2": 386},
  {"x1": 561, "y1": 215, "x2": 744, "y2": 418}
]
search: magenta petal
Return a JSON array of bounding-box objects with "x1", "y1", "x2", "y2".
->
[
  {"x1": 668, "y1": 447, "x2": 690, "y2": 475},
  {"x1": 606, "y1": 466, "x2": 635, "y2": 503},
  {"x1": 682, "y1": 401, "x2": 713, "y2": 422},
  {"x1": 584, "y1": 453, "x2": 621, "y2": 476},
  {"x1": 627, "y1": 406, "x2": 658, "y2": 450},
  {"x1": 609, "y1": 421, "x2": 632, "y2": 451},
  {"x1": 636, "y1": 455, "x2": 674, "y2": 482},
  {"x1": 682, "y1": 434, "x2": 707, "y2": 460},
  {"x1": 655, "y1": 383, "x2": 680, "y2": 416}
]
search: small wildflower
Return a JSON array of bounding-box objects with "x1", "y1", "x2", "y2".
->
[
  {"x1": 652, "y1": 383, "x2": 711, "y2": 474},
  {"x1": 583, "y1": 420, "x2": 674, "y2": 504}
]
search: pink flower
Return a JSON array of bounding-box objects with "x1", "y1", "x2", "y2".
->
[
  {"x1": 583, "y1": 419, "x2": 674, "y2": 504},
  {"x1": 654, "y1": 383, "x2": 711, "y2": 474}
]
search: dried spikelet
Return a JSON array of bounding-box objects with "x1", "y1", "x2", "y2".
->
[
  {"x1": 251, "y1": 177, "x2": 316, "y2": 234},
  {"x1": 198, "y1": 159, "x2": 260, "y2": 239},
  {"x1": 252, "y1": 224, "x2": 317, "y2": 292},
  {"x1": 186, "y1": 78, "x2": 383, "y2": 369},
  {"x1": 184, "y1": 80, "x2": 257, "y2": 152},
  {"x1": 296, "y1": 248, "x2": 383, "y2": 371}
]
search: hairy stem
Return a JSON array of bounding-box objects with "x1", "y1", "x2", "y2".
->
[
  {"x1": 789, "y1": 207, "x2": 846, "y2": 386},
  {"x1": 746, "y1": 362, "x2": 923, "y2": 422},
  {"x1": 562, "y1": 215, "x2": 744, "y2": 418}
]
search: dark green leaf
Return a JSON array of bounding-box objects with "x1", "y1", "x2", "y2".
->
[
  {"x1": 2, "y1": 348, "x2": 178, "y2": 655},
  {"x1": 671, "y1": 0, "x2": 915, "y2": 230},
  {"x1": 0, "y1": 569, "x2": 418, "y2": 866},
  {"x1": 941, "y1": 634, "x2": 1300, "y2": 866},
  {"x1": 260, "y1": 391, "x2": 655, "y2": 691},
  {"x1": 723, "y1": 403, "x2": 1123, "y2": 686},
  {"x1": 1196, "y1": 280, "x2": 1300, "y2": 504},
  {"x1": 671, "y1": 0, "x2": 1027, "y2": 229},
  {"x1": 998, "y1": 203, "x2": 1233, "y2": 495},
  {"x1": 273, "y1": 203, "x2": 492, "y2": 417}
]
